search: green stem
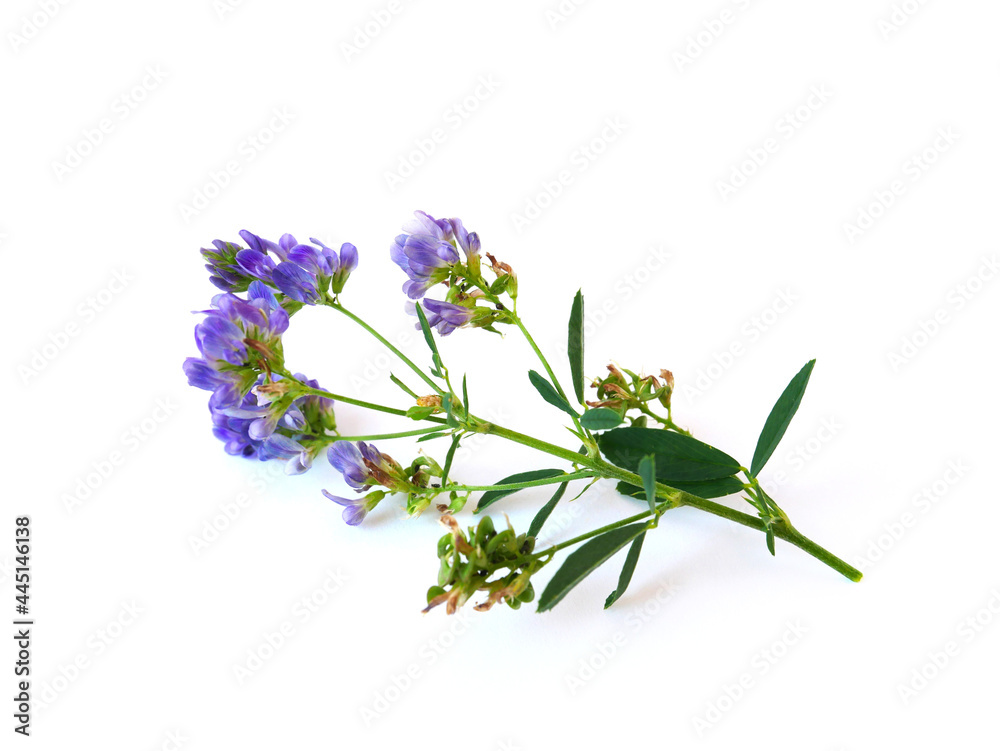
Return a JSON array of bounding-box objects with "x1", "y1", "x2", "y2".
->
[
  {"x1": 447, "y1": 470, "x2": 595, "y2": 494},
  {"x1": 295, "y1": 382, "x2": 446, "y2": 424},
  {"x1": 484, "y1": 424, "x2": 861, "y2": 582},
  {"x1": 328, "y1": 301, "x2": 445, "y2": 396},
  {"x1": 467, "y1": 275, "x2": 589, "y2": 439},
  {"x1": 638, "y1": 404, "x2": 690, "y2": 435},
  {"x1": 311, "y1": 296, "x2": 860, "y2": 583},
  {"x1": 526, "y1": 505, "x2": 663, "y2": 561},
  {"x1": 328, "y1": 427, "x2": 446, "y2": 442},
  {"x1": 484, "y1": 424, "x2": 590, "y2": 465}
]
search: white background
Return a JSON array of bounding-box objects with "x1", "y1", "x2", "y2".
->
[{"x1": 4, "y1": 0, "x2": 999, "y2": 748}]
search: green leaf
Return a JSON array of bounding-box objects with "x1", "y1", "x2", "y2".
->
[
  {"x1": 389, "y1": 373, "x2": 419, "y2": 400},
  {"x1": 604, "y1": 532, "x2": 646, "y2": 609},
  {"x1": 416, "y1": 431, "x2": 449, "y2": 443},
  {"x1": 616, "y1": 475, "x2": 744, "y2": 501},
  {"x1": 461, "y1": 374, "x2": 469, "y2": 418},
  {"x1": 528, "y1": 370, "x2": 578, "y2": 419},
  {"x1": 405, "y1": 405, "x2": 437, "y2": 421},
  {"x1": 527, "y1": 481, "x2": 569, "y2": 539},
  {"x1": 475, "y1": 468, "x2": 567, "y2": 513},
  {"x1": 414, "y1": 302, "x2": 438, "y2": 358},
  {"x1": 765, "y1": 526, "x2": 776, "y2": 556},
  {"x1": 580, "y1": 408, "x2": 623, "y2": 431},
  {"x1": 441, "y1": 434, "x2": 460, "y2": 486},
  {"x1": 638, "y1": 454, "x2": 657, "y2": 514},
  {"x1": 750, "y1": 359, "x2": 816, "y2": 478},
  {"x1": 441, "y1": 393, "x2": 459, "y2": 427},
  {"x1": 598, "y1": 428, "x2": 740, "y2": 482},
  {"x1": 567, "y1": 290, "x2": 585, "y2": 404},
  {"x1": 537, "y1": 523, "x2": 649, "y2": 612},
  {"x1": 414, "y1": 302, "x2": 444, "y2": 375}
]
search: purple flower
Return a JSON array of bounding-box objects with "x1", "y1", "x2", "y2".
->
[
  {"x1": 235, "y1": 248, "x2": 276, "y2": 282},
  {"x1": 327, "y1": 440, "x2": 409, "y2": 492},
  {"x1": 322, "y1": 490, "x2": 383, "y2": 526},
  {"x1": 419, "y1": 299, "x2": 476, "y2": 336},
  {"x1": 204, "y1": 377, "x2": 329, "y2": 474},
  {"x1": 191, "y1": 291, "x2": 288, "y2": 374},
  {"x1": 449, "y1": 218, "x2": 481, "y2": 260},
  {"x1": 390, "y1": 211, "x2": 467, "y2": 299},
  {"x1": 240, "y1": 230, "x2": 290, "y2": 261},
  {"x1": 209, "y1": 390, "x2": 303, "y2": 462},
  {"x1": 201, "y1": 239, "x2": 259, "y2": 292},
  {"x1": 273, "y1": 261, "x2": 320, "y2": 304},
  {"x1": 238, "y1": 233, "x2": 359, "y2": 303},
  {"x1": 328, "y1": 441, "x2": 370, "y2": 490},
  {"x1": 315, "y1": 239, "x2": 358, "y2": 294},
  {"x1": 183, "y1": 357, "x2": 243, "y2": 409},
  {"x1": 203, "y1": 229, "x2": 360, "y2": 297}
]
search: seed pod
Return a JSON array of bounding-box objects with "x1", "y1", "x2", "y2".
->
[
  {"x1": 475, "y1": 516, "x2": 495, "y2": 546},
  {"x1": 437, "y1": 559, "x2": 454, "y2": 587},
  {"x1": 517, "y1": 582, "x2": 535, "y2": 603},
  {"x1": 486, "y1": 529, "x2": 514, "y2": 556},
  {"x1": 437, "y1": 534, "x2": 453, "y2": 558}
]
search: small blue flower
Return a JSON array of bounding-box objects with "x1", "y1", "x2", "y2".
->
[
  {"x1": 328, "y1": 441, "x2": 370, "y2": 490},
  {"x1": 322, "y1": 489, "x2": 383, "y2": 526},
  {"x1": 235, "y1": 248, "x2": 276, "y2": 282},
  {"x1": 419, "y1": 298, "x2": 477, "y2": 336},
  {"x1": 449, "y1": 218, "x2": 481, "y2": 261},
  {"x1": 327, "y1": 440, "x2": 409, "y2": 492},
  {"x1": 182, "y1": 357, "x2": 243, "y2": 409},
  {"x1": 201, "y1": 239, "x2": 258, "y2": 292},
  {"x1": 191, "y1": 291, "x2": 288, "y2": 374},
  {"x1": 208, "y1": 230, "x2": 359, "y2": 303},
  {"x1": 209, "y1": 389, "x2": 304, "y2": 461},
  {"x1": 273, "y1": 261, "x2": 321, "y2": 304},
  {"x1": 391, "y1": 211, "x2": 468, "y2": 299},
  {"x1": 205, "y1": 380, "x2": 327, "y2": 474}
]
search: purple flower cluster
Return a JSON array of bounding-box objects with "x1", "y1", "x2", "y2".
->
[
  {"x1": 390, "y1": 211, "x2": 480, "y2": 299},
  {"x1": 184, "y1": 281, "x2": 335, "y2": 473},
  {"x1": 183, "y1": 282, "x2": 289, "y2": 409},
  {"x1": 210, "y1": 386, "x2": 308, "y2": 464},
  {"x1": 204, "y1": 230, "x2": 358, "y2": 303}
]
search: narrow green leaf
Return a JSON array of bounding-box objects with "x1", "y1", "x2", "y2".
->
[
  {"x1": 405, "y1": 405, "x2": 437, "y2": 421},
  {"x1": 527, "y1": 481, "x2": 569, "y2": 539},
  {"x1": 750, "y1": 359, "x2": 816, "y2": 478},
  {"x1": 414, "y1": 302, "x2": 439, "y2": 359},
  {"x1": 475, "y1": 468, "x2": 566, "y2": 513},
  {"x1": 568, "y1": 290, "x2": 585, "y2": 404},
  {"x1": 638, "y1": 454, "x2": 657, "y2": 515},
  {"x1": 598, "y1": 428, "x2": 740, "y2": 482},
  {"x1": 765, "y1": 526, "x2": 776, "y2": 556},
  {"x1": 441, "y1": 393, "x2": 459, "y2": 427},
  {"x1": 461, "y1": 374, "x2": 469, "y2": 418},
  {"x1": 528, "y1": 370, "x2": 578, "y2": 419},
  {"x1": 616, "y1": 475, "x2": 744, "y2": 501},
  {"x1": 580, "y1": 408, "x2": 623, "y2": 431},
  {"x1": 604, "y1": 532, "x2": 646, "y2": 609},
  {"x1": 441, "y1": 434, "x2": 460, "y2": 486},
  {"x1": 416, "y1": 431, "x2": 449, "y2": 443},
  {"x1": 537, "y1": 523, "x2": 649, "y2": 612},
  {"x1": 389, "y1": 373, "x2": 420, "y2": 400}
]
